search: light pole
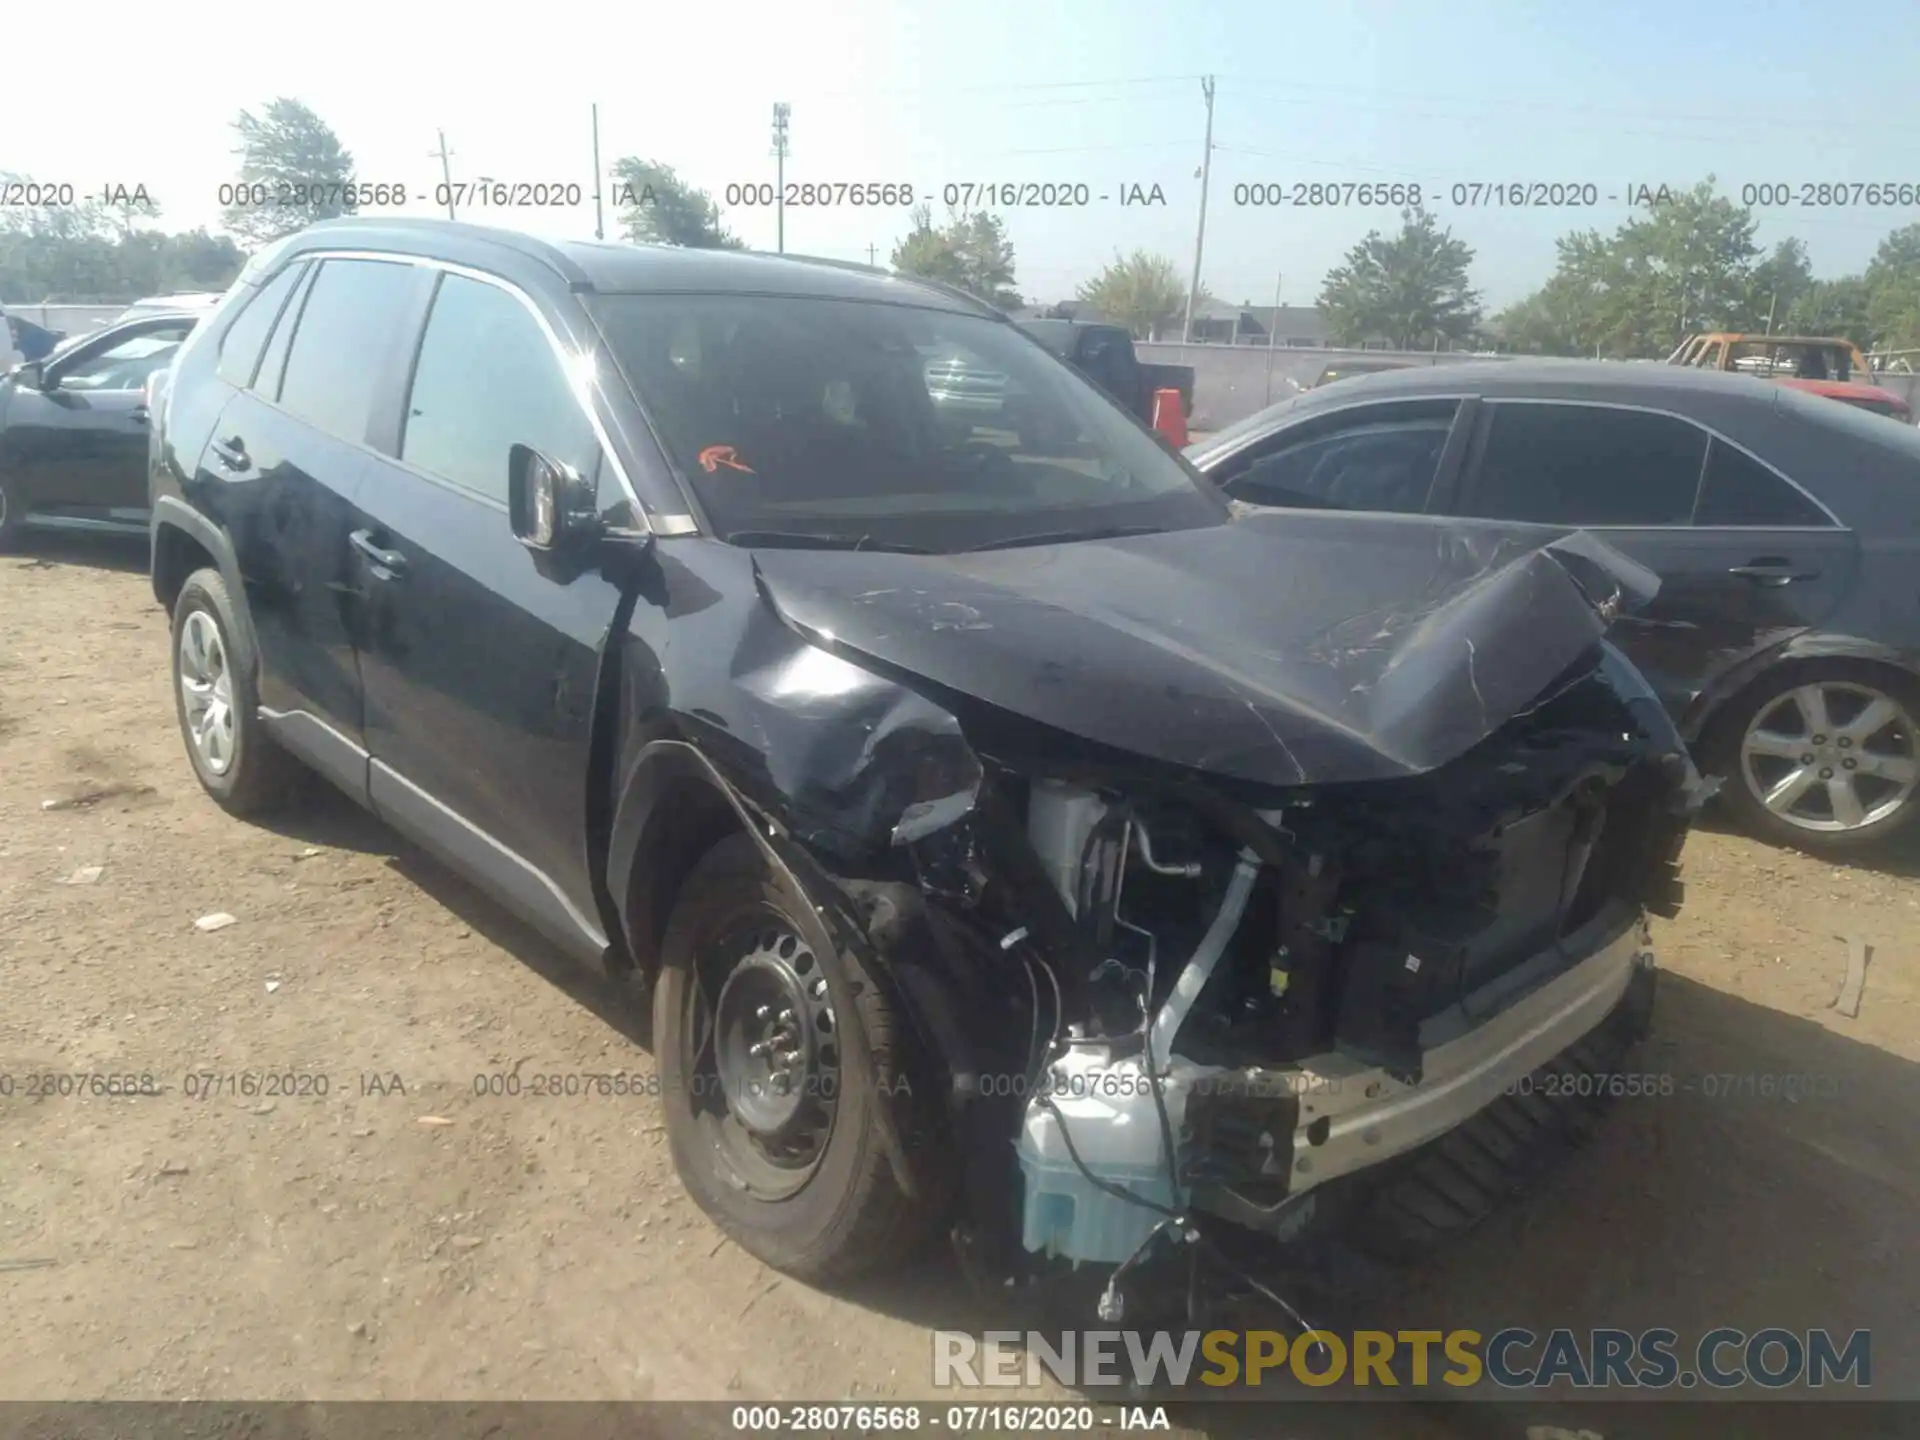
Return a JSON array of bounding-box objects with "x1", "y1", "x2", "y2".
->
[{"x1": 771, "y1": 103, "x2": 791, "y2": 253}]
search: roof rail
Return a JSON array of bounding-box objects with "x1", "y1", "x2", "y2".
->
[{"x1": 301, "y1": 215, "x2": 595, "y2": 290}]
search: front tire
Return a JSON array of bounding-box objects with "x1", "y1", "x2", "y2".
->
[
  {"x1": 1708, "y1": 661, "x2": 1920, "y2": 855},
  {"x1": 170, "y1": 567, "x2": 304, "y2": 816},
  {"x1": 653, "y1": 834, "x2": 941, "y2": 1282}
]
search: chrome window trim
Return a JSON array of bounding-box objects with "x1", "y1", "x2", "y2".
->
[
  {"x1": 289, "y1": 247, "x2": 702, "y2": 535},
  {"x1": 1475, "y1": 396, "x2": 1847, "y2": 531},
  {"x1": 1198, "y1": 393, "x2": 1477, "y2": 470}
]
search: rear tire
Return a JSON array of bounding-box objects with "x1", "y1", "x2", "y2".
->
[
  {"x1": 653, "y1": 834, "x2": 942, "y2": 1282},
  {"x1": 170, "y1": 567, "x2": 304, "y2": 816},
  {"x1": 1707, "y1": 660, "x2": 1920, "y2": 856}
]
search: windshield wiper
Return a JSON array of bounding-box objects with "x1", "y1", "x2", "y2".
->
[
  {"x1": 960, "y1": 523, "x2": 1166, "y2": 553},
  {"x1": 721, "y1": 529, "x2": 934, "y2": 554}
]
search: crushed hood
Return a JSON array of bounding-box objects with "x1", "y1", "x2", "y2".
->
[{"x1": 750, "y1": 509, "x2": 1659, "y2": 789}]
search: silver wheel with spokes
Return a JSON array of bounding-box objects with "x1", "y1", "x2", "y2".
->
[
  {"x1": 1740, "y1": 680, "x2": 1918, "y2": 834},
  {"x1": 177, "y1": 608, "x2": 237, "y2": 776}
]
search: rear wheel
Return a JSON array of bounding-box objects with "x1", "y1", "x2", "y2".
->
[
  {"x1": 1711, "y1": 661, "x2": 1920, "y2": 854},
  {"x1": 170, "y1": 567, "x2": 305, "y2": 816},
  {"x1": 653, "y1": 834, "x2": 940, "y2": 1282}
]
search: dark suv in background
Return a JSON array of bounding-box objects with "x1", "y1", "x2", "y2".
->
[
  {"x1": 146, "y1": 219, "x2": 1699, "y2": 1300},
  {"x1": 0, "y1": 308, "x2": 199, "y2": 546}
]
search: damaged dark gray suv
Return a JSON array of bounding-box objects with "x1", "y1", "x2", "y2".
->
[{"x1": 148, "y1": 218, "x2": 1705, "y2": 1297}]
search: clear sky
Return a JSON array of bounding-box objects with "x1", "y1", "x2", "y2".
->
[{"x1": 7, "y1": 0, "x2": 1915, "y2": 310}]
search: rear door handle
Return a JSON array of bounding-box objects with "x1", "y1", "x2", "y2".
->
[
  {"x1": 349, "y1": 529, "x2": 407, "y2": 579},
  {"x1": 130, "y1": 405, "x2": 149, "y2": 425},
  {"x1": 209, "y1": 435, "x2": 249, "y2": 471},
  {"x1": 1729, "y1": 561, "x2": 1820, "y2": 587}
]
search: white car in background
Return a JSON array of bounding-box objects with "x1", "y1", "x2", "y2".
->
[{"x1": 115, "y1": 292, "x2": 224, "y2": 323}]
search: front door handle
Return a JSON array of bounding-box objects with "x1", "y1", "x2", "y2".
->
[
  {"x1": 209, "y1": 435, "x2": 249, "y2": 471},
  {"x1": 349, "y1": 529, "x2": 407, "y2": 579},
  {"x1": 1729, "y1": 560, "x2": 1820, "y2": 587},
  {"x1": 129, "y1": 405, "x2": 149, "y2": 425}
]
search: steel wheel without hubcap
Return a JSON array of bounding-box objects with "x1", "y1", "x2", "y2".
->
[
  {"x1": 177, "y1": 609, "x2": 237, "y2": 776},
  {"x1": 1740, "y1": 681, "x2": 1919, "y2": 834},
  {"x1": 691, "y1": 920, "x2": 841, "y2": 1201}
]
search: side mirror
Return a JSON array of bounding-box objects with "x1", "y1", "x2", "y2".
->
[{"x1": 508, "y1": 444, "x2": 599, "y2": 551}]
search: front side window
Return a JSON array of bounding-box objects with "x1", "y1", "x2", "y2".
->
[
  {"x1": 1461, "y1": 403, "x2": 1706, "y2": 527},
  {"x1": 1227, "y1": 405, "x2": 1454, "y2": 514},
  {"x1": 58, "y1": 324, "x2": 192, "y2": 391},
  {"x1": 589, "y1": 293, "x2": 1223, "y2": 551},
  {"x1": 276, "y1": 259, "x2": 420, "y2": 446},
  {"x1": 401, "y1": 273, "x2": 599, "y2": 504}
]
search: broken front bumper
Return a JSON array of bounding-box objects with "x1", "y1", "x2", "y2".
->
[
  {"x1": 1018, "y1": 910, "x2": 1658, "y2": 1265},
  {"x1": 1274, "y1": 914, "x2": 1655, "y2": 1196}
]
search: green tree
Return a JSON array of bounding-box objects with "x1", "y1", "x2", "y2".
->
[
  {"x1": 0, "y1": 177, "x2": 243, "y2": 302},
  {"x1": 891, "y1": 205, "x2": 1019, "y2": 309},
  {"x1": 222, "y1": 99, "x2": 358, "y2": 247},
  {"x1": 1497, "y1": 178, "x2": 1763, "y2": 357},
  {"x1": 1748, "y1": 237, "x2": 1814, "y2": 332},
  {"x1": 613, "y1": 159, "x2": 741, "y2": 249},
  {"x1": 1318, "y1": 205, "x2": 1481, "y2": 349},
  {"x1": 1074, "y1": 251, "x2": 1210, "y2": 340},
  {"x1": 1865, "y1": 223, "x2": 1920, "y2": 352},
  {"x1": 1783, "y1": 277, "x2": 1875, "y2": 349}
]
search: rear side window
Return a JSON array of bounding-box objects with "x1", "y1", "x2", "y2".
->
[
  {"x1": 1463, "y1": 403, "x2": 1705, "y2": 526},
  {"x1": 400, "y1": 273, "x2": 599, "y2": 504},
  {"x1": 276, "y1": 259, "x2": 419, "y2": 445},
  {"x1": 1694, "y1": 440, "x2": 1831, "y2": 526},
  {"x1": 215, "y1": 262, "x2": 305, "y2": 388},
  {"x1": 253, "y1": 263, "x2": 317, "y2": 401}
]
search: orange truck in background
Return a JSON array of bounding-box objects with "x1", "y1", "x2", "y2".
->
[{"x1": 1669, "y1": 333, "x2": 1912, "y2": 421}]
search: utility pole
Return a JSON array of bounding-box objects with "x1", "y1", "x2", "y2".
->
[
  {"x1": 591, "y1": 104, "x2": 605, "y2": 240},
  {"x1": 867, "y1": 243, "x2": 877, "y2": 266},
  {"x1": 1263, "y1": 270, "x2": 1282, "y2": 405},
  {"x1": 771, "y1": 103, "x2": 792, "y2": 254},
  {"x1": 1181, "y1": 76, "x2": 1216, "y2": 345},
  {"x1": 1764, "y1": 290, "x2": 1778, "y2": 335},
  {"x1": 432, "y1": 130, "x2": 457, "y2": 220}
]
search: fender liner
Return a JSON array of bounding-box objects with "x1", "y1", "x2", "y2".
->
[
  {"x1": 151, "y1": 495, "x2": 252, "y2": 649},
  {"x1": 1680, "y1": 630, "x2": 1920, "y2": 745}
]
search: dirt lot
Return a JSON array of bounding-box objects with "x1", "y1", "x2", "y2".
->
[{"x1": 2, "y1": 535, "x2": 1917, "y2": 1434}]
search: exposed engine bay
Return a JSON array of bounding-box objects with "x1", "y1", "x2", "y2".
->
[
  {"x1": 632, "y1": 512, "x2": 1714, "y2": 1313},
  {"x1": 827, "y1": 639, "x2": 1702, "y2": 1304}
]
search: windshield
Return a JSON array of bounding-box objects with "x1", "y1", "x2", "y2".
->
[{"x1": 590, "y1": 294, "x2": 1223, "y2": 551}]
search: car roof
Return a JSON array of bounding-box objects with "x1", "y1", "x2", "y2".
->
[
  {"x1": 1188, "y1": 354, "x2": 1920, "y2": 525},
  {"x1": 294, "y1": 216, "x2": 998, "y2": 316}
]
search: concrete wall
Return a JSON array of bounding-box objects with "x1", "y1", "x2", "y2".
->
[
  {"x1": 5, "y1": 304, "x2": 126, "y2": 341},
  {"x1": 1135, "y1": 343, "x2": 1497, "y2": 430}
]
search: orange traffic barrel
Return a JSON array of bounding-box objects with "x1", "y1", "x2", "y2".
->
[{"x1": 1151, "y1": 388, "x2": 1189, "y2": 448}]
